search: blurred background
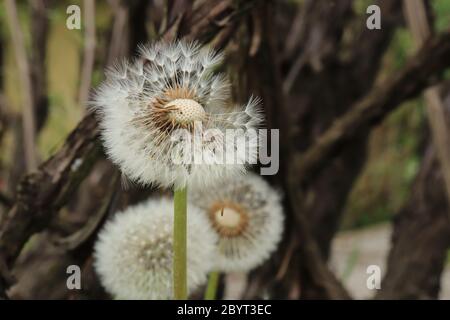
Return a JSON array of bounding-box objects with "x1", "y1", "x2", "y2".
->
[{"x1": 1, "y1": 0, "x2": 450, "y2": 299}]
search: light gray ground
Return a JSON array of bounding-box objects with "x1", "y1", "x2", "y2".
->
[
  {"x1": 224, "y1": 223, "x2": 450, "y2": 299},
  {"x1": 330, "y1": 223, "x2": 450, "y2": 299}
]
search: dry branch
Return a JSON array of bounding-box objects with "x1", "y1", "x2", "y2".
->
[
  {"x1": 281, "y1": 0, "x2": 402, "y2": 265},
  {"x1": 5, "y1": 0, "x2": 38, "y2": 171},
  {"x1": 241, "y1": 1, "x2": 354, "y2": 299},
  {"x1": 78, "y1": 0, "x2": 96, "y2": 106},
  {"x1": 375, "y1": 0, "x2": 450, "y2": 299},
  {"x1": 106, "y1": 0, "x2": 129, "y2": 65},
  {"x1": 283, "y1": 0, "x2": 353, "y2": 93},
  {"x1": 30, "y1": 0, "x2": 49, "y2": 131},
  {"x1": 0, "y1": 115, "x2": 100, "y2": 266},
  {"x1": 253, "y1": 0, "x2": 401, "y2": 299},
  {"x1": 404, "y1": 0, "x2": 450, "y2": 219},
  {"x1": 6, "y1": 0, "x2": 50, "y2": 192},
  {"x1": 291, "y1": 30, "x2": 450, "y2": 186},
  {"x1": 377, "y1": 145, "x2": 450, "y2": 299}
]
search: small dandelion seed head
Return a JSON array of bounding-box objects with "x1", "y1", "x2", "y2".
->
[
  {"x1": 209, "y1": 201, "x2": 249, "y2": 237},
  {"x1": 190, "y1": 172, "x2": 284, "y2": 272},
  {"x1": 91, "y1": 40, "x2": 263, "y2": 190},
  {"x1": 94, "y1": 197, "x2": 217, "y2": 300}
]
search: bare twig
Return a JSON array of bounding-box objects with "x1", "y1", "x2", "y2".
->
[
  {"x1": 106, "y1": 0, "x2": 129, "y2": 66},
  {"x1": 78, "y1": 0, "x2": 96, "y2": 107},
  {"x1": 404, "y1": 0, "x2": 450, "y2": 220},
  {"x1": 30, "y1": 0, "x2": 49, "y2": 130},
  {"x1": 282, "y1": 0, "x2": 353, "y2": 93},
  {"x1": 5, "y1": 0, "x2": 38, "y2": 171},
  {"x1": 282, "y1": 2, "x2": 307, "y2": 61}
]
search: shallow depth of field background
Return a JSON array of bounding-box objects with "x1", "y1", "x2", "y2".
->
[{"x1": 1, "y1": 0, "x2": 450, "y2": 299}]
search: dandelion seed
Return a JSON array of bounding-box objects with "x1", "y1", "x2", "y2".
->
[
  {"x1": 94, "y1": 197, "x2": 217, "y2": 300},
  {"x1": 91, "y1": 40, "x2": 263, "y2": 189},
  {"x1": 190, "y1": 173, "x2": 284, "y2": 272}
]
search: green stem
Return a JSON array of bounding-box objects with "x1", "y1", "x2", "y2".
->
[
  {"x1": 204, "y1": 271, "x2": 220, "y2": 300},
  {"x1": 173, "y1": 186, "x2": 187, "y2": 300}
]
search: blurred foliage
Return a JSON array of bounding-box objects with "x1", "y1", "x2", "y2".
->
[
  {"x1": 1, "y1": 0, "x2": 113, "y2": 160},
  {"x1": 341, "y1": 26, "x2": 424, "y2": 229},
  {"x1": 434, "y1": 0, "x2": 450, "y2": 32},
  {"x1": 341, "y1": 0, "x2": 450, "y2": 230}
]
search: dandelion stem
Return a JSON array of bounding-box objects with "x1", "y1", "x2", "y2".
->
[
  {"x1": 173, "y1": 186, "x2": 188, "y2": 299},
  {"x1": 204, "y1": 271, "x2": 220, "y2": 300}
]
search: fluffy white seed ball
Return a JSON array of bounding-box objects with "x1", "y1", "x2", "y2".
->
[
  {"x1": 190, "y1": 173, "x2": 284, "y2": 272},
  {"x1": 94, "y1": 197, "x2": 217, "y2": 299},
  {"x1": 91, "y1": 40, "x2": 263, "y2": 190}
]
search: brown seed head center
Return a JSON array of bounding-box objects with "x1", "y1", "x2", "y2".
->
[
  {"x1": 165, "y1": 98, "x2": 206, "y2": 125},
  {"x1": 209, "y1": 201, "x2": 248, "y2": 237}
]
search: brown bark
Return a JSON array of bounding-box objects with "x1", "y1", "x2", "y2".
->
[
  {"x1": 0, "y1": 115, "x2": 100, "y2": 267},
  {"x1": 374, "y1": 1, "x2": 450, "y2": 299},
  {"x1": 304, "y1": 0, "x2": 402, "y2": 259},
  {"x1": 245, "y1": 0, "x2": 401, "y2": 299},
  {"x1": 377, "y1": 144, "x2": 450, "y2": 299},
  {"x1": 244, "y1": 0, "x2": 450, "y2": 299},
  {"x1": 291, "y1": 30, "x2": 450, "y2": 188},
  {"x1": 8, "y1": 0, "x2": 50, "y2": 192},
  {"x1": 242, "y1": 1, "x2": 353, "y2": 299},
  {"x1": 5, "y1": 0, "x2": 38, "y2": 172},
  {"x1": 30, "y1": 0, "x2": 50, "y2": 130}
]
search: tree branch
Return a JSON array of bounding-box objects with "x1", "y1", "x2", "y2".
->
[
  {"x1": 376, "y1": 145, "x2": 450, "y2": 299},
  {"x1": 0, "y1": 114, "x2": 100, "y2": 266},
  {"x1": 283, "y1": 0, "x2": 353, "y2": 93},
  {"x1": 30, "y1": 0, "x2": 50, "y2": 130},
  {"x1": 78, "y1": 0, "x2": 96, "y2": 107},
  {"x1": 374, "y1": 0, "x2": 450, "y2": 300},
  {"x1": 106, "y1": 0, "x2": 129, "y2": 65},
  {"x1": 291, "y1": 30, "x2": 450, "y2": 186},
  {"x1": 5, "y1": 0, "x2": 38, "y2": 171},
  {"x1": 404, "y1": 0, "x2": 450, "y2": 220}
]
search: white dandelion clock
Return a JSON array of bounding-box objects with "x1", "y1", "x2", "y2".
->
[
  {"x1": 91, "y1": 40, "x2": 263, "y2": 190},
  {"x1": 94, "y1": 198, "x2": 217, "y2": 299},
  {"x1": 190, "y1": 173, "x2": 284, "y2": 272}
]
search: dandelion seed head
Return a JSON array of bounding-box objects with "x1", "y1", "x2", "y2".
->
[
  {"x1": 94, "y1": 197, "x2": 217, "y2": 300},
  {"x1": 209, "y1": 201, "x2": 249, "y2": 237},
  {"x1": 92, "y1": 40, "x2": 263, "y2": 189},
  {"x1": 190, "y1": 173, "x2": 284, "y2": 272}
]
